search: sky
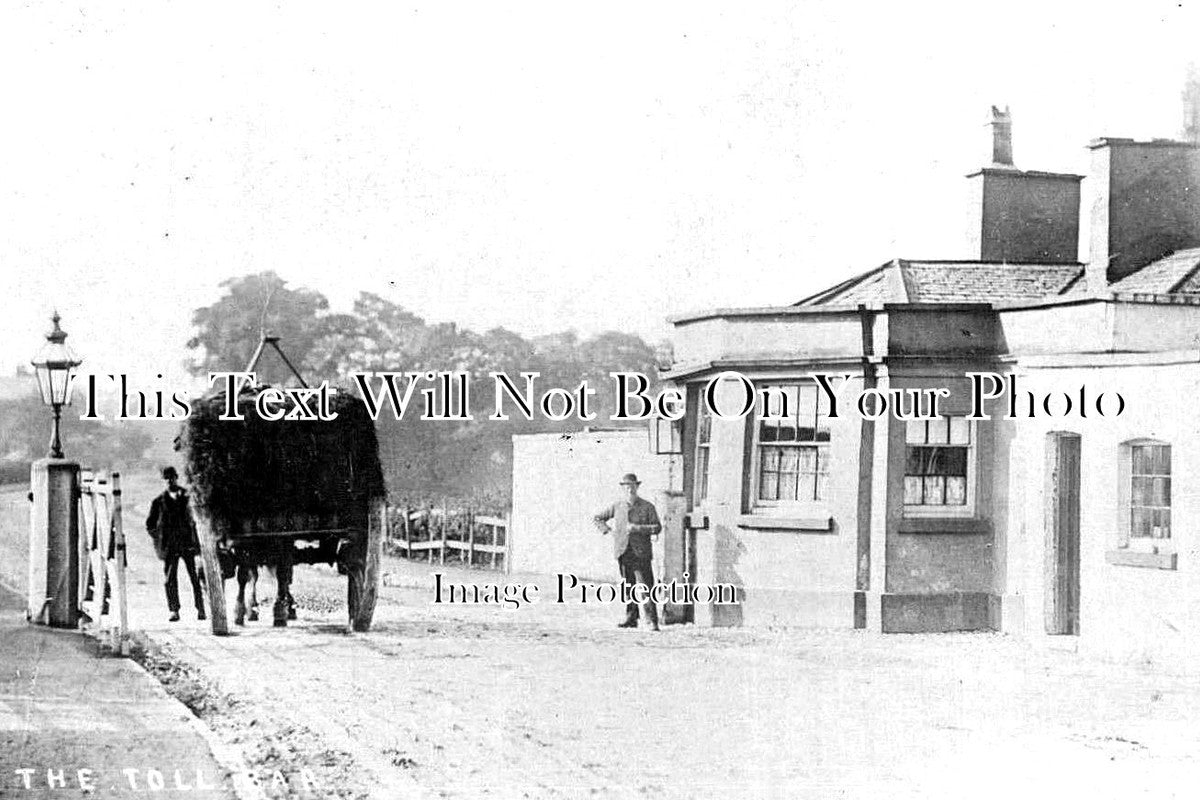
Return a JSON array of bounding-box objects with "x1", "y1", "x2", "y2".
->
[{"x1": 1, "y1": 0, "x2": 1197, "y2": 383}]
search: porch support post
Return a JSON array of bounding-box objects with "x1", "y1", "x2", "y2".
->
[{"x1": 864, "y1": 365, "x2": 891, "y2": 632}]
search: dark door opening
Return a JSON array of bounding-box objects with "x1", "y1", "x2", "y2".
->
[{"x1": 1045, "y1": 432, "x2": 1081, "y2": 635}]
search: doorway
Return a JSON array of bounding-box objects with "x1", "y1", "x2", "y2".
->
[{"x1": 1045, "y1": 432, "x2": 1081, "y2": 635}]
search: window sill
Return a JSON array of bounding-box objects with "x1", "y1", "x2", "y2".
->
[
  {"x1": 898, "y1": 517, "x2": 991, "y2": 535},
  {"x1": 1105, "y1": 550, "x2": 1177, "y2": 570},
  {"x1": 736, "y1": 514, "x2": 833, "y2": 533}
]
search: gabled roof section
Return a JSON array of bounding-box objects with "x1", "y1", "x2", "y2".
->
[
  {"x1": 794, "y1": 259, "x2": 1084, "y2": 307},
  {"x1": 1109, "y1": 247, "x2": 1200, "y2": 294},
  {"x1": 792, "y1": 262, "x2": 896, "y2": 306}
]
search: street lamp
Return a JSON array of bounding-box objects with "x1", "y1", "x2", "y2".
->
[{"x1": 31, "y1": 311, "x2": 82, "y2": 459}]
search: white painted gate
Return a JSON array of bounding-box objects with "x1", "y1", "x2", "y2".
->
[{"x1": 78, "y1": 471, "x2": 130, "y2": 654}]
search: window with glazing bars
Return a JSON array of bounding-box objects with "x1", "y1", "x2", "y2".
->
[
  {"x1": 755, "y1": 384, "x2": 830, "y2": 503},
  {"x1": 904, "y1": 417, "x2": 972, "y2": 506},
  {"x1": 1129, "y1": 443, "x2": 1171, "y2": 540},
  {"x1": 694, "y1": 400, "x2": 712, "y2": 503}
]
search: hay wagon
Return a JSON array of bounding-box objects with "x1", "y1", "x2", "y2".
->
[{"x1": 179, "y1": 375, "x2": 388, "y2": 636}]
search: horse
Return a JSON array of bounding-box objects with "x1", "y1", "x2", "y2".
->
[{"x1": 217, "y1": 544, "x2": 297, "y2": 627}]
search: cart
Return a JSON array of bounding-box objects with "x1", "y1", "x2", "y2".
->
[{"x1": 179, "y1": 335, "x2": 388, "y2": 635}]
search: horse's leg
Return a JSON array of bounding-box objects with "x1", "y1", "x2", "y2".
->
[
  {"x1": 262, "y1": 564, "x2": 294, "y2": 620},
  {"x1": 235, "y1": 565, "x2": 249, "y2": 626},
  {"x1": 247, "y1": 566, "x2": 259, "y2": 621},
  {"x1": 285, "y1": 571, "x2": 297, "y2": 621},
  {"x1": 273, "y1": 553, "x2": 293, "y2": 627}
]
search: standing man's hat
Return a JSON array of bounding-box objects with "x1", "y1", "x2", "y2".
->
[
  {"x1": 619, "y1": 473, "x2": 641, "y2": 486},
  {"x1": 161, "y1": 466, "x2": 178, "y2": 480}
]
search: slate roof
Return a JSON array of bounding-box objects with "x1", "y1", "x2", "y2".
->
[
  {"x1": 795, "y1": 259, "x2": 1085, "y2": 307},
  {"x1": 1108, "y1": 248, "x2": 1200, "y2": 294}
]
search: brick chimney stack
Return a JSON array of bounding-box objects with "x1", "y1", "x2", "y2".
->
[
  {"x1": 990, "y1": 106, "x2": 1014, "y2": 166},
  {"x1": 1082, "y1": 69, "x2": 1200, "y2": 291},
  {"x1": 964, "y1": 106, "x2": 1081, "y2": 263},
  {"x1": 1085, "y1": 138, "x2": 1200, "y2": 290}
]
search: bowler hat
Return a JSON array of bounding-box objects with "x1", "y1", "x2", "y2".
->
[
  {"x1": 619, "y1": 473, "x2": 641, "y2": 486},
  {"x1": 162, "y1": 466, "x2": 178, "y2": 480}
]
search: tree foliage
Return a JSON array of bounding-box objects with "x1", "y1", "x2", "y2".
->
[
  {"x1": 186, "y1": 275, "x2": 667, "y2": 505},
  {"x1": 0, "y1": 391, "x2": 154, "y2": 478},
  {"x1": 186, "y1": 272, "x2": 334, "y2": 384}
]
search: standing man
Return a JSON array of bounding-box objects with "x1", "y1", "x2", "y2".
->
[
  {"x1": 146, "y1": 466, "x2": 206, "y2": 622},
  {"x1": 593, "y1": 473, "x2": 661, "y2": 631}
]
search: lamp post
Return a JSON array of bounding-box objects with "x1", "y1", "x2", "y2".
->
[
  {"x1": 30, "y1": 311, "x2": 82, "y2": 459},
  {"x1": 27, "y1": 312, "x2": 83, "y2": 628}
]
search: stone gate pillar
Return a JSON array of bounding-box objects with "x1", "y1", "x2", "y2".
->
[{"x1": 28, "y1": 458, "x2": 81, "y2": 627}]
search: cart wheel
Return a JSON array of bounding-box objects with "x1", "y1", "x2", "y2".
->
[
  {"x1": 348, "y1": 497, "x2": 385, "y2": 632},
  {"x1": 191, "y1": 508, "x2": 229, "y2": 636}
]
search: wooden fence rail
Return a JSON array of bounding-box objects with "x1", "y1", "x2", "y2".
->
[{"x1": 387, "y1": 505, "x2": 511, "y2": 573}]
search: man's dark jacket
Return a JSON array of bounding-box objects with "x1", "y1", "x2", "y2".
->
[{"x1": 145, "y1": 488, "x2": 200, "y2": 560}]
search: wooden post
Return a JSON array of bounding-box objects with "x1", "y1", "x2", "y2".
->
[
  {"x1": 110, "y1": 473, "x2": 129, "y2": 655},
  {"x1": 504, "y1": 511, "x2": 512, "y2": 574},
  {"x1": 403, "y1": 505, "x2": 410, "y2": 560},
  {"x1": 467, "y1": 508, "x2": 475, "y2": 568},
  {"x1": 191, "y1": 506, "x2": 229, "y2": 635},
  {"x1": 77, "y1": 471, "x2": 93, "y2": 617},
  {"x1": 439, "y1": 500, "x2": 447, "y2": 565},
  {"x1": 426, "y1": 505, "x2": 433, "y2": 564},
  {"x1": 92, "y1": 474, "x2": 109, "y2": 632}
]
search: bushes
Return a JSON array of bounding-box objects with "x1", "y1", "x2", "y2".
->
[{"x1": 0, "y1": 460, "x2": 30, "y2": 486}]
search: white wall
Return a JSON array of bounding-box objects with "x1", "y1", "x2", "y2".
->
[
  {"x1": 672, "y1": 311, "x2": 863, "y2": 366},
  {"x1": 510, "y1": 430, "x2": 674, "y2": 581},
  {"x1": 1002, "y1": 360, "x2": 1200, "y2": 663},
  {"x1": 687, "y1": 373, "x2": 863, "y2": 629}
]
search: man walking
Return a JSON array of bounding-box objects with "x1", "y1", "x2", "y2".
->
[
  {"x1": 593, "y1": 473, "x2": 661, "y2": 631},
  {"x1": 146, "y1": 466, "x2": 206, "y2": 622}
]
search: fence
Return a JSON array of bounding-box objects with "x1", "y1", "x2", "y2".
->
[
  {"x1": 388, "y1": 504, "x2": 511, "y2": 573},
  {"x1": 77, "y1": 470, "x2": 129, "y2": 654}
]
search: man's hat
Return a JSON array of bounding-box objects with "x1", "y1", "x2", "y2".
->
[
  {"x1": 619, "y1": 473, "x2": 641, "y2": 486},
  {"x1": 161, "y1": 466, "x2": 178, "y2": 480}
]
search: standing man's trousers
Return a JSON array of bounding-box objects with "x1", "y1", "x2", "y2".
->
[
  {"x1": 163, "y1": 552, "x2": 205, "y2": 613},
  {"x1": 618, "y1": 550, "x2": 659, "y2": 625}
]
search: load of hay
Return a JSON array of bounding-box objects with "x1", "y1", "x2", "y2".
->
[{"x1": 179, "y1": 388, "x2": 386, "y2": 535}]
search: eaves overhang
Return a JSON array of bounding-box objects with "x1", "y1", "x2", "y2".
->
[
  {"x1": 661, "y1": 357, "x2": 865, "y2": 382},
  {"x1": 669, "y1": 301, "x2": 998, "y2": 326}
]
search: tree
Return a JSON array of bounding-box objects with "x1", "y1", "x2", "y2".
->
[
  {"x1": 577, "y1": 331, "x2": 660, "y2": 384},
  {"x1": 181, "y1": 276, "x2": 671, "y2": 506},
  {"x1": 0, "y1": 393, "x2": 153, "y2": 473},
  {"x1": 187, "y1": 272, "x2": 332, "y2": 385},
  {"x1": 314, "y1": 293, "x2": 469, "y2": 378},
  {"x1": 306, "y1": 312, "x2": 365, "y2": 379}
]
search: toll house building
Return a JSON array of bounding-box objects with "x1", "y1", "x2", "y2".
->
[{"x1": 664, "y1": 115, "x2": 1200, "y2": 661}]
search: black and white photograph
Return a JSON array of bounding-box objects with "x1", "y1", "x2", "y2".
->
[{"x1": 3, "y1": 2, "x2": 1200, "y2": 797}]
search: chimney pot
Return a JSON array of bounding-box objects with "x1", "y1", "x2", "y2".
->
[{"x1": 989, "y1": 105, "x2": 1014, "y2": 167}]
